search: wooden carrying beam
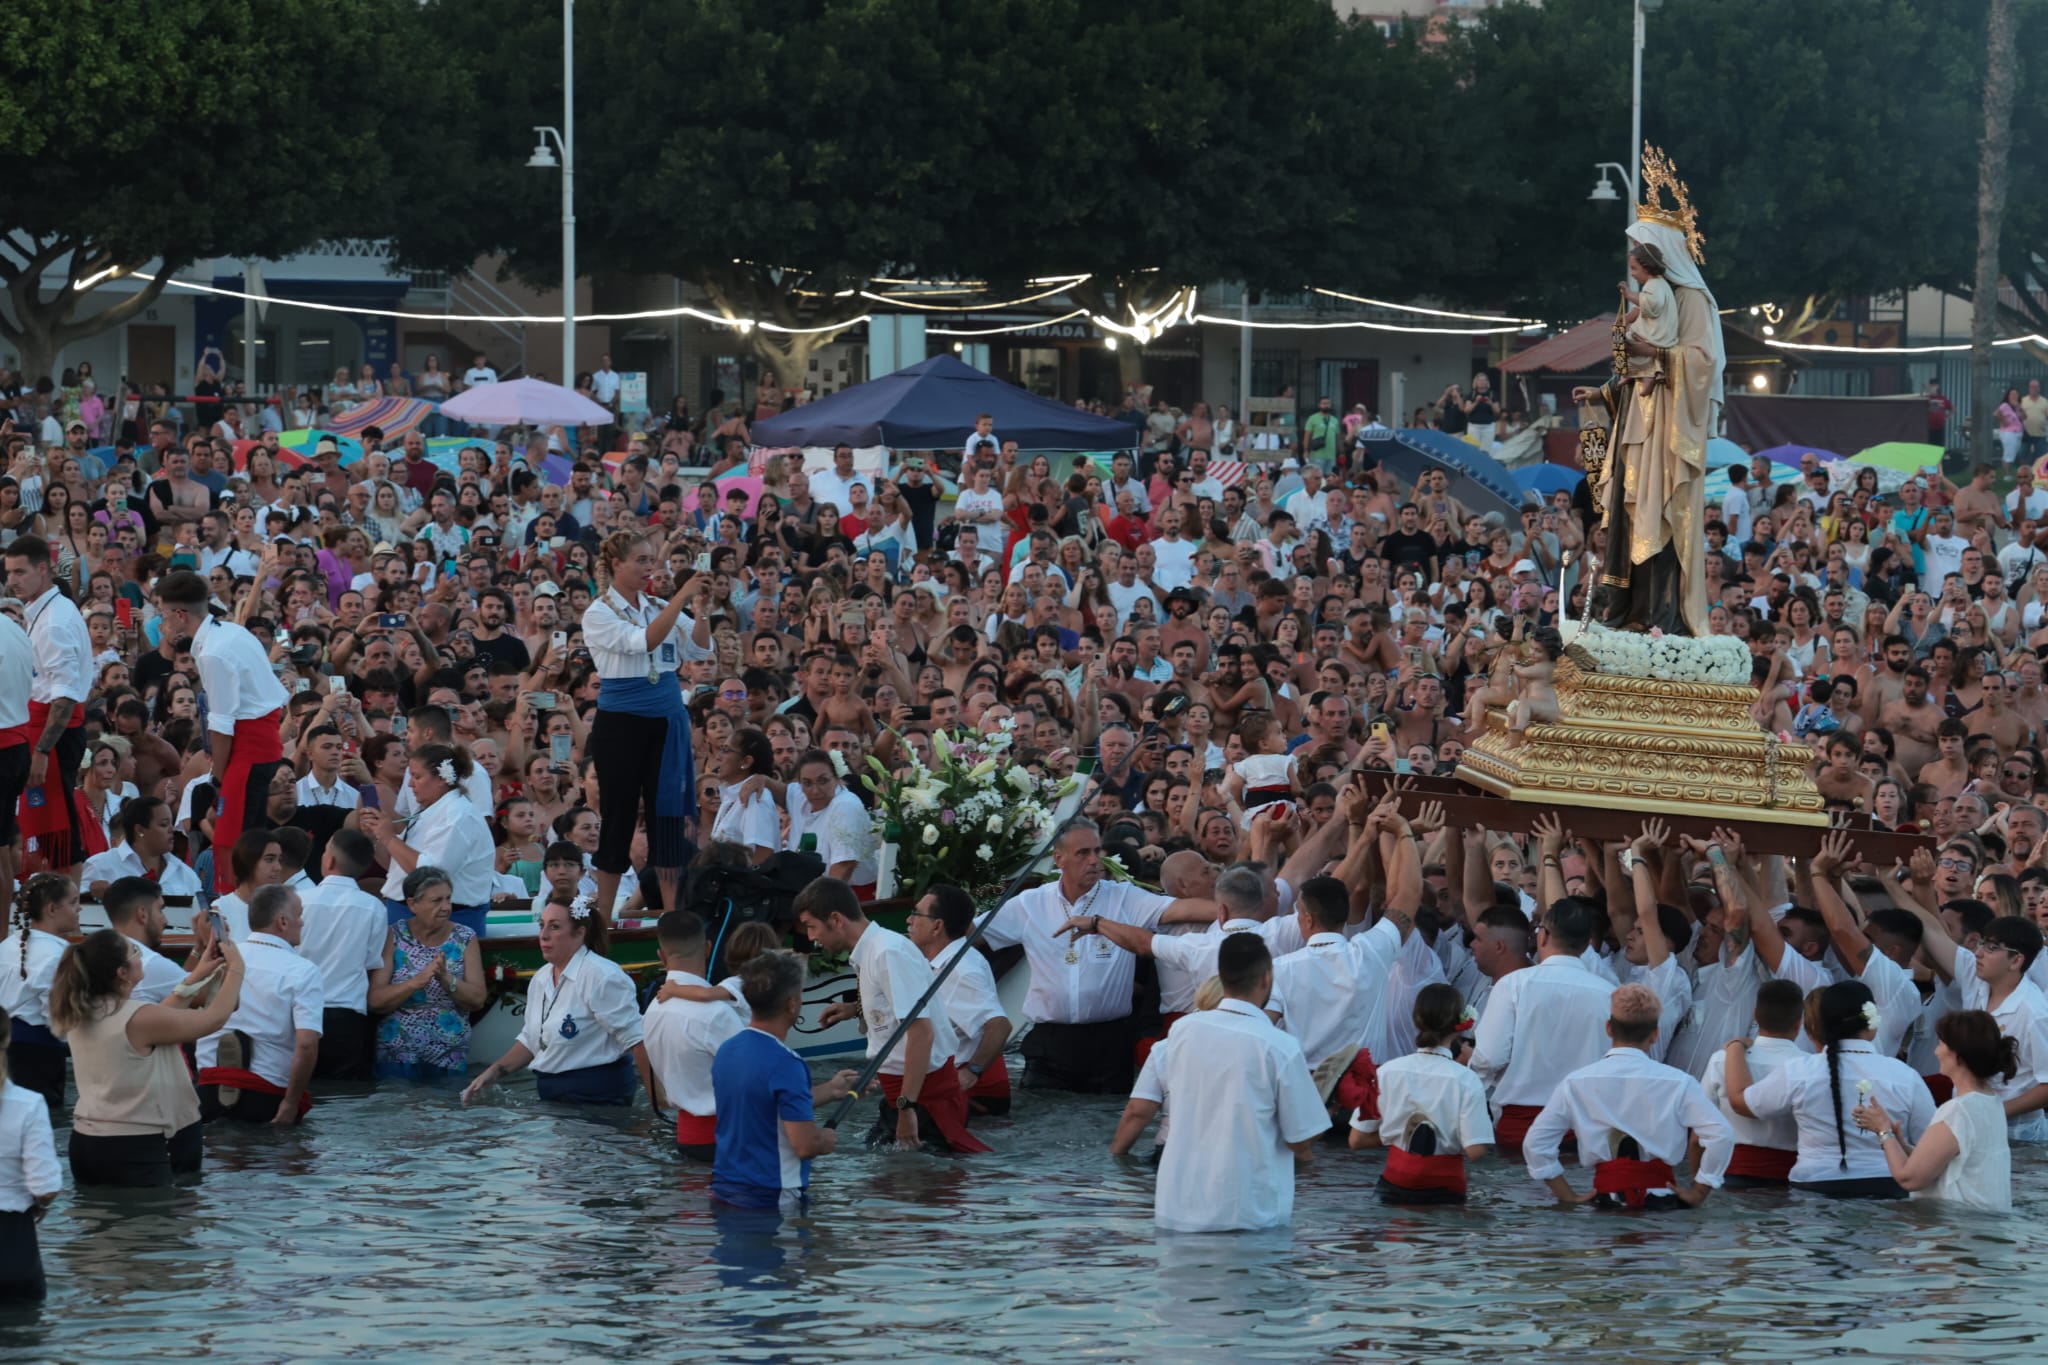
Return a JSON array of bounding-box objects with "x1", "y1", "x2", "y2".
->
[{"x1": 1356, "y1": 772, "x2": 1935, "y2": 866}]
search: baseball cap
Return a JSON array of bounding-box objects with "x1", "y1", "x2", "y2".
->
[
  {"x1": 1511, "y1": 559, "x2": 1538, "y2": 575},
  {"x1": 533, "y1": 582, "x2": 564, "y2": 598}
]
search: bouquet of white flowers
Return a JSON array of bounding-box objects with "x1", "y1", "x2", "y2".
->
[
  {"x1": 864, "y1": 722, "x2": 1074, "y2": 903},
  {"x1": 1560, "y1": 622, "x2": 1753, "y2": 686}
]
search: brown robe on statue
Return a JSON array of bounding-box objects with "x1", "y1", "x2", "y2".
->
[{"x1": 1597, "y1": 286, "x2": 1717, "y2": 636}]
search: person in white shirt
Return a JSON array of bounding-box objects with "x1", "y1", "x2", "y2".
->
[
  {"x1": 81, "y1": 797, "x2": 203, "y2": 902},
  {"x1": 949, "y1": 463, "x2": 1006, "y2": 533},
  {"x1": 1919, "y1": 507, "x2": 1970, "y2": 591},
  {"x1": 806, "y1": 444, "x2": 874, "y2": 516},
  {"x1": 802, "y1": 879, "x2": 988, "y2": 1154},
  {"x1": 293, "y1": 830, "x2": 389, "y2": 1081},
  {"x1": 1469, "y1": 896, "x2": 1614, "y2": 1149},
  {"x1": 0, "y1": 874, "x2": 83, "y2": 1111},
  {"x1": 465, "y1": 892, "x2": 650, "y2": 1105},
  {"x1": 983, "y1": 818, "x2": 1219, "y2": 1095},
  {"x1": 210, "y1": 828, "x2": 285, "y2": 942},
  {"x1": 460, "y1": 354, "x2": 498, "y2": 389},
  {"x1": 1139, "y1": 932, "x2": 1328, "y2": 1233},
  {"x1": 1524, "y1": 983, "x2": 1731, "y2": 1210},
  {"x1": 1283, "y1": 464, "x2": 1331, "y2": 537},
  {"x1": 1699, "y1": 977, "x2": 1805, "y2": 1187},
  {"x1": 0, "y1": 607, "x2": 33, "y2": 923},
  {"x1": 154, "y1": 571, "x2": 290, "y2": 897},
  {"x1": 196, "y1": 885, "x2": 324, "y2": 1125},
  {"x1": 1349, "y1": 983, "x2": 1493, "y2": 1205},
  {"x1": 1148, "y1": 509, "x2": 1198, "y2": 590},
  {"x1": 581, "y1": 534, "x2": 716, "y2": 919},
  {"x1": 1902, "y1": 906, "x2": 2048, "y2": 1143},
  {"x1": 6, "y1": 536, "x2": 94, "y2": 878},
  {"x1": 907, "y1": 884, "x2": 1014, "y2": 1118},
  {"x1": 1806, "y1": 832, "x2": 1927, "y2": 1062},
  {"x1": 1612, "y1": 826, "x2": 1693, "y2": 1062},
  {"x1": 1850, "y1": 1007, "x2": 2015, "y2": 1212},
  {"x1": 0, "y1": 1011, "x2": 60, "y2": 1299},
  {"x1": 785, "y1": 749, "x2": 877, "y2": 890},
  {"x1": 708, "y1": 728, "x2": 781, "y2": 865},
  {"x1": 1720, "y1": 465, "x2": 1753, "y2": 543},
  {"x1": 294, "y1": 726, "x2": 363, "y2": 812},
  {"x1": 1724, "y1": 978, "x2": 1935, "y2": 1199},
  {"x1": 362, "y1": 744, "x2": 497, "y2": 937},
  {"x1": 100, "y1": 875, "x2": 192, "y2": 1008},
  {"x1": 960, "y1": 413, "x2": 998, "y2": 464},
  {"x1": 643, "y1": 910, "x2": 745, "y2": 1160},
  {"x1": 589, "y1": 354, "x2": 622, "y2": 408}
]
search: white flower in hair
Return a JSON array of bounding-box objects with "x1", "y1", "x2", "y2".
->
[
  {"x1": 1860, "y1": 1001, "x2": 1881, "y2": 1030},
  {"x1": 436, "y1": 759, "x2": 457, "y2": 785},
  {"x1": 568, "y1": 893, "x2": 595, "y2": 921},
  {"x1": 829, "y1": 749, "x2": 850, "y2": 777}
]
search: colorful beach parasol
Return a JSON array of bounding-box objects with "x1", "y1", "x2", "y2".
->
[{"x1": 1849, "y1": 441, "x2": 1945, "y2": 475}]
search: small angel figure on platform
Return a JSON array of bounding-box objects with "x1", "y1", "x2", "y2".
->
[
  {"x1": 1507, "y1": 626, "x2": 1566, "y2": 733},
  {"x1": 1461, "y1": 618, "x2": 1526, "y2": 719}
]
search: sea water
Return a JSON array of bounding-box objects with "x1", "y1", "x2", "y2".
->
[{"x1": 4, "y1": 1066, "x2": 2046, "y2": 1364}]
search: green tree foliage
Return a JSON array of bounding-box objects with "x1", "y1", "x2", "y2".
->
[{"x1": 0, "y1": 0, "x2": 433, "y2": 383}]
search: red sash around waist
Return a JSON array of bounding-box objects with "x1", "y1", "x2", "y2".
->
[
  {"x1": 0, "y1": 721, "x2": 29, "y2": 749},
  {"x1": 1725, "y1": 1142, "x2": 1795, "y2": 1181},
  {"x1": 878, "y1": 1060, "x2": 991, "y2": 1154},
  {"x1": 968, "y1": 1057, "x2": 1012, "y2": 1102},
  {"x1": 196, "y1": 1066, "x2": 313, "y2": 1119},
  {"x1": 1384, "y1": 1146, "x2": 1468, "y2": 1194},
  {"x1": 1494, "y1": 1103, "x2": 1544, "y2": 1147},
  {"x1": 675, "y1": 1109, "x2": 718, "y2": 1146},
  {"x1": 1135, "y1": 1012, "x2": 1187, "y2": 1070},
  {"x1": 212, "y1": 709, "x2": 284, "y2": 893},
  {"x1": 1923, "y1": 1073, "x2": 1955, "y2": 1106},
  {"x1": 18, "y1": 701, "x2": 81, "y2": 852},
  {"x1": 1592, "y1": 1157, "x2": 1675, "y2": 1208}
]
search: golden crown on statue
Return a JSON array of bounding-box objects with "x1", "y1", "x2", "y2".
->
[{"x1": 1636, "y1": 143, "x2": 1705, "y2": 264}]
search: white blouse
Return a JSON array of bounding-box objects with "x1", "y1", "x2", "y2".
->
[
  {"x1": 581, "y1": 588, "x2": 712, "y2": 682},
  {"x1": 383, "y1": 791, "x2": 496, "y2": 905},
  {"x1": 518, "y1": 946, "x2": 645, "y2": 1074},
  {"x1": 0, "y1": 928, "x2": 70, "y2": 1027}
]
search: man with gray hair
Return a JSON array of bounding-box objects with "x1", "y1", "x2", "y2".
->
[
  {"x1": 197, "y1": 883, "x2": 324, "y2": 1126},
  {"x1": 982, "y1": 818, "x2": 1222, "y2": 1093}
]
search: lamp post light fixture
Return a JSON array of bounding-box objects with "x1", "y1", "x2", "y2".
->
[{"x1": 526, "y1": 0, "x2": 575, "y2": 385}]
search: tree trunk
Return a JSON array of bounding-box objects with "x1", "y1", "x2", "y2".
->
[
  {"x1": 698, "y1": 267, "x2": 864, "y2": 413},
  {"x1": 1071, "y1": 274, "x2": 1189, "y2": 404},
  {"x1": 745, "y1": 329, "x2": 826, "y2": 405},
  {"x1": 3, "y1": 319, "x2": 61, "y2": 393},
  {"x1": 1, "y1": 247, "x2": 177, "y2": 388},
  {"x1": 1970, "y1": 0, "x2": 2019, "y2": 467}
]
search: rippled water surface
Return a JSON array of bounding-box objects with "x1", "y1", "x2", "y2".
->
[{"x1": 3, "y1": 1064, "x2": 2046, "y2": 1363}]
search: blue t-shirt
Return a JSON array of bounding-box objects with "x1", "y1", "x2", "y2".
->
[{"x1": 712, "y1": 1027, "x2": 814, "y2": 1206}]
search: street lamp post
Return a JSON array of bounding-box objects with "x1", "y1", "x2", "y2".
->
[
  {"x1": 1588, "y1": 162, "x2": 1632, "y2": 220},
  {"x1": 526, "y1": 0, "x2": 575, "y2": 385},
  {"x1": 1591, "y1": 0, "x2": 1660, "y2": 209}
]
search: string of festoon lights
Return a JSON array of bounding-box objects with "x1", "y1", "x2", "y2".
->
[
  {"x1": 79, "y1": 265, "x2": 1554, "y2": 343},
  {"x1": 1712, "y1": 299, "x2": 2048, "y2": 355}
]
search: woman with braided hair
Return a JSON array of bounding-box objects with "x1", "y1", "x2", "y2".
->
[
  {"x1": 0, "y1": 875, "x2": 82, "y2": 1112},
  {"x1": 1724, "y1": 978, "x2": 1934, "y2": 1199}
]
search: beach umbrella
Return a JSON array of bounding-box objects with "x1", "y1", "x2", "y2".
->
[
  {"x1": 1706, "y1": 436, "x2": 1748, "y2": 471},
  {"x1": 1513, "y1": 464, "x2": 1583, "y2": 499},
  {"x1": 438, "y1": 377, "x2": 612, "y2": 428},
  {"x1": 1849, "y1": 441, "x2": 1944, "y2": 475},
  {"x1": 710, "y1": 470, "x2": 769, "y2": 517},
  {"x1": 1359, "y1": 428, "x2": 1521, "y2": 518},
  {"x1": 1754, "y1": 443, "x2": 1842, "y2": 467}
]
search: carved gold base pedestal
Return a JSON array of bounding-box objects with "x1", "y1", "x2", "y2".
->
[{"x1": 1456, "y1": 657, "x2": 1825, "y2": 825}]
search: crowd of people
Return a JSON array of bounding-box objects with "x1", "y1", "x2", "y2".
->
[{"x1": 0, "y1": 360, "x2": 2041, "y2": 1282}]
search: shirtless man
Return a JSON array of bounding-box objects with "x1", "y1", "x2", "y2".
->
[
  {"x1": 1915, "y1": 718, "x2": 1972, "y2": 798},
  {"x1": 1856, "y1": 633, "x2": 1915, "y2": 716},
  {"x1": 1812, "y1": 733, "x2": 1876, "y2": 811},
  {"x1": 1393, "y1": 673, "x2": 1452, "y2": 753},
  {"x1": 1951, "y1": 462, "x2": 2008, "y2": 541},
  {"x1": 2013, "y1": 657, "x2": 2048, "y2": 738},
  {"x1": 148, "y1": 446, "x2": 214, "y2": 536},
  {"x1": 1878, "y1": 667, "x2": 1942, "y2": 781},
  {"x1": 1340, "y1": 607, "x2": 1401, "y2": 678},
  {"x1": 1981, "y1": 671, "x2": 2035, "y2": 756}
]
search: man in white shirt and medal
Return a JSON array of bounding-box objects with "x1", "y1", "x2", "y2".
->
[
  {"x1": 154, "y1": 570, "x2": 290, "y2": 896},
  {"x1": 5, "y1": 535, "x2": 94, "y2": 878},
  {"x1": 643, "y1": 909, "x2": 744, "y2": 1161},
  {"x1": 982, "y1": 818, "x2": 1220, "y2": 1095}
]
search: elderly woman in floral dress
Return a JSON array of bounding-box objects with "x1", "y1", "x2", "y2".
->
[{"x1": 369, "y1": 867, "x2": 487, "y2": 1078}]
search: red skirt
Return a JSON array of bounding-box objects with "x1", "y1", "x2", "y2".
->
[
  {"x1": 1384, "y1": 1146, "x2": 1468, "y2": 1194},
  {"x1": 879, "y1": 1060, "x2": 991, "y2": 1154},
  {"x1": 212, "y1": 709, "x2": 284, "y2": 893},
  {"x1": 196, "y1": 1066, "x2": 313, "y2": 1120},
  {"x1": 1725, "y1": 1143, "x2": 1795, "y2": 1182},
  {"x1": 1593, "y1": 1157, "x2": 1675, "y2": 1209}
]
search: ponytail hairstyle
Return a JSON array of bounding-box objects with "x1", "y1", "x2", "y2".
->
[
  {"x1": 596, "y1": 529, "x2": 646, "y2": 593},
  {"x1": 1410, "y1": 982, "x2": 1468, "y2": 1051},
  {"x1": 48, "y1": 930, "x2": 131, "y2": 1037},
  {"x1": 1818, "y1": 979, "x2": 1879, "y2": 1170},
  {"x1": 545, "y1": 891, "x2": 611, "y2": 956},
  {"x1": 17, "y1": 874, "x2": 75, "y2": 979},
  {"x1": 1936, "y1": 1008, "x2": 2022, "y2": 1085}
]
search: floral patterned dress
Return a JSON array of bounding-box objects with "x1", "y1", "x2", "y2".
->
[{"x1": 375, "y1": 921, "x2": 477, "y2": 1076}]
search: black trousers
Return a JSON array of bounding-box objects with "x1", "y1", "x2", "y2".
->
[
  {"x1": 69, "y1": 1122, "x2": 204, "y2": 1188},
  {"x1": 589, "y1": 709, "x2": 688, "y2": 873},
  {"x1": 0, "y1": 745, "x2": 27, "y2": 845},
  {"x1": 676, "y1": 1141, "x2": 717, "y2": 1164},
  {"x1": 200, "y1": 1086, "x2": 287, "y2": 1124},
  {"x1": 1796, "y1": 1175, "x2": 1907, "y2": 1201},
  {"x1": 1020, "y1": 1017, "x2": 1136, "y2": 1095},
  {"x1": 6, "y1": 1043, "x2": 65, "y2": 1116},
  {"x1": 0, "y1": 1211, "x2": 43, "y2": 1303},
  {"x1": 314, "y1": 1009, "x2": 374, "y2": 1082}
]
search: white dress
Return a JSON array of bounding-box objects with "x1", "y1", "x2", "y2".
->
[{"x1": 1921, "y1": 1090, "x2": 2012, "y2": 1213}]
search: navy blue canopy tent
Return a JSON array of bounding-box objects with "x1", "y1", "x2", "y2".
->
[
  {"x1": 1357, "y1": 427, "x2": 1523, "y2": 520},
  {"x1": 750, "y1": 354, "x2": 1139, "y2": 452}
]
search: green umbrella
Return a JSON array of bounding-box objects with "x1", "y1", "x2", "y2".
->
[{"x1": 1848, "y1": 441, "x2": 1945, "y2": 475}]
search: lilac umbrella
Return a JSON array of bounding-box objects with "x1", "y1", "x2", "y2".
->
[
  {"x1": 437, "y1": 377, "x2": 612, "y2": 428},
  {"x1": 1754, "y1": 443, "x2": 1843, "y2": 467}
]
